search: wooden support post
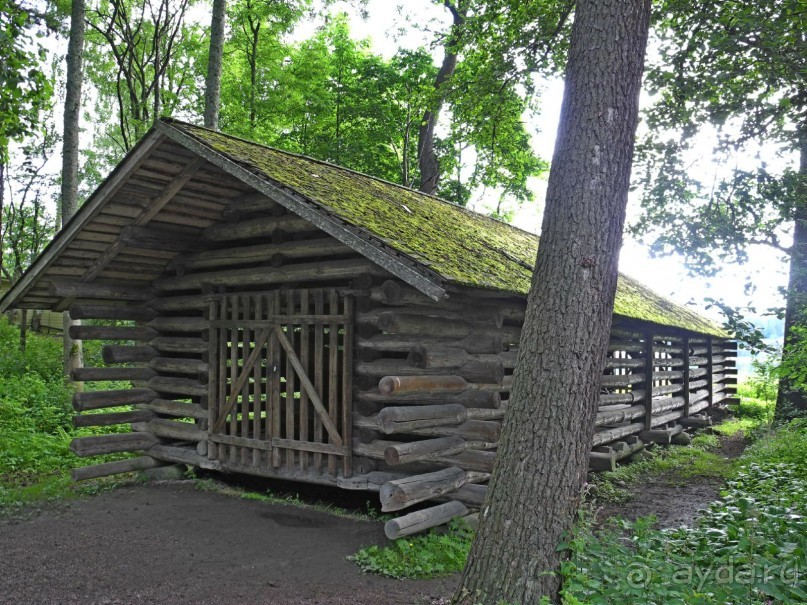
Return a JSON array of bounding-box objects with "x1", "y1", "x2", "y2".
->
[
  {"x1": 682, "y1": 335, "x2": 691, "y2": 417},
  {"x1": 706, "y1": 336, "x2": 714, "y2": 410},
  {"x1": 643, "y1": 331, "x2": 654, "y2": 430}
]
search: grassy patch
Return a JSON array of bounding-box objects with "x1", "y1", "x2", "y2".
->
[
  {"x1": 562, "y1": 423, "x2": 807, "y2": 604},
  {"x1": 349, "y1": 519, "x2": 473, "y2": 579},
  {"x1": 0, "y1": 319, "x2": 133, "y2": 513}
]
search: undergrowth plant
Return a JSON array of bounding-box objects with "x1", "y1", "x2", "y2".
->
[{"x1": 350, "y1": 519, "x2": 473, "y2": 579}]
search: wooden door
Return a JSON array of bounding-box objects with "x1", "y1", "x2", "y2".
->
[{"x1": 207, "y1": 289, "x2": 353, "y2": 479}]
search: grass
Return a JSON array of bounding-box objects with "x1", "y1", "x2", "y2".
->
[{"x1": 0, "y1": 318, "x2": 136, "y2": 514}]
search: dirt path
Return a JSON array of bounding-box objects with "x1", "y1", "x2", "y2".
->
[
  {"x1": 0, "y1": 482, "x2": 455, "y2": 605},
  {"x1": 0, "y1": 434, "x2": 747, "y2": 604}
]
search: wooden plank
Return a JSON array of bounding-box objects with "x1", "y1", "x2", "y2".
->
[
  {"x1": 299, "y1": 289, "x2": 310, "y2": 472},
  {"x1": 270, "y1": 291, "x2": 282, "y2": 467},
  {"x1": 72, "y1": 456, "x2": 165, "y2": 481},
  {"x1": 229, "y1": 295, "x2": 239, "y2": 465},
  {"x1": 273, "y1": 438, "x2": 350, "y2": 456},
  {"x1": 252, "y1": 294, "x2": 263, "y2": 468},
  {"x1": 342, "y1": 295, "x2": 354, "y2": 478},
  {"x1": 216, "y1": 296, "x2": 229, "y2": 461},
  {"x1": 313, "y1": 290, "x2": 324, "y2": 473},
  {"x1": 285, "y1": 290, "x2": 296, "y2": 472},
  {"x1": 328, "y1": 290, "x2": 339, "y2": 475},
  {"x1": 643, "y1": 332, "x2": 654, "y2": 430}
]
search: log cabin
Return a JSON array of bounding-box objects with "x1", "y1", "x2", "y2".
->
[{"x1": 0, "y1": 118, "x2": 737, "y2": 538}]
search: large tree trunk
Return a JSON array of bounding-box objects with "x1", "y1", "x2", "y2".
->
[
  {"x1": 452, "y1": 1, "x2": 651, "y2": 603},
  {"x1": 61, "y1": 0, "x2": 85, "y2": 385},
  {"x1": 776, "y1": 125, "x2": 807, "y2": 418},
  {"x1": 417, "y1": 1, "x2": 465, "y2": 195},
  {"x1": 203, "y1": 0, "x2": 226, "y2": 130}
]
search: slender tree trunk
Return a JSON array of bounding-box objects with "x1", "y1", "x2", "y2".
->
[
  {"x1": 61, "y1": 0, "x2": 85, "y2": 386},
  {"x1": 452, "y1": 1, "x2": 651, "y2": 603},
  {"x1": 776, "y1": 125, "x2": 807, "y2": 418},
  {"x1": 204, "y1": 0, "x2": 226, "y2": 130},
  {"x1": 0, "y1": 162, "x2": 5, "y2": 280},
  {"x1": 417, "y1": 1, "x2": 464, "y2": 195}
]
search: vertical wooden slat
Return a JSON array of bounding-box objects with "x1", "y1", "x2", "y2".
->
[
  {"x1": 682, "y1": 335, "x2": 691, "y2": 417},
  {"x1": 341, "y1": 295, "x2": 353, "y2": 478},
  {"x1": 327, "y1": 289, "x2": 339, "y2": 476},
  {"x1": 271, "y1": 290, "x2": 282, "y2": 468},
  {"x1": 252, "y1": 294, "x2": 262, "y2": 467},
  {"x1": 263, "y1": 293, "x2": 272, "y2": 470},
  {"x1": 229, "y1": 295, "x2": 239, "y2": 464},
  {"x1": 313, "y1": 290, "x2": 324, "y2": 473},
  {"x1": 240, "y1": 295, "x2": 251, "y2": 465},
  {"x1": 207, "y1": 299, "x2": 219, "y2": 461},
  {"x1": 217, "y1": 295, "x2": 229, "y2": 463},
  {"x1": 643, "y1": 331, "x2": 654, "y2": 430},
  {"x1": 299, "y1": 289, "x2": 310, "y2": 473},
  {"x1": 285, "y1": 290, "x2": 295, "y2": 471}
]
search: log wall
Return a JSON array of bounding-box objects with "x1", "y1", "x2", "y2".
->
[{"x1": 342, "y1": 280, "x2": 737, "y2": 537}]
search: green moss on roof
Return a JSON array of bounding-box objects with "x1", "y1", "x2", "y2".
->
[{"x1": 168, "y1": 120, "x2": 725, "y2": 337}]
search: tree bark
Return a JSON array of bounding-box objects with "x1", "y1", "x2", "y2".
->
[
  {"x1": 417, "y1": 1, "x2": 465, "y2": 195},
  {"x1": 776, "y1": 124, "x2": 807, "y2": 418},
  {"x1": 61, "y1": 0, "x2": 85, "y2": 385},
  {"x1": 204, "y1": 0, "x2": 227, "y2": 130},
  {"x1": 452, "y1": 1, "x2": 651, "y2": 603}
]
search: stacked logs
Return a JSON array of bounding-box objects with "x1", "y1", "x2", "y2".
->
[{"x1": 342, "y1": 281, "x2": 737, "y2": 538}]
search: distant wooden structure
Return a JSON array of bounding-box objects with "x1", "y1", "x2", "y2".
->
[
  {"x1": 0, "y1": 119, "x2": 737, "y2": 538},
  {"x1": 1, "y1": 278, "x2": 62, "y2": 333}
]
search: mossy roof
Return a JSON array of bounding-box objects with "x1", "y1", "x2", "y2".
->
[{"x1": 167, "y1": 120, "x2": 725, "y2": 337}]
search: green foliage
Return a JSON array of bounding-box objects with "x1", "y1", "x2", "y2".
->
[
  {"x1": 350, "y1": 519, "x2": 473, "y2": 579},
  {"x1": 0, "y1": 0, "x2": 53, "y2": 160},
  {"x1": 743, "y1": 419, "x2": 807, "y2": 477},
  {"x1": 562, "y1": 462, "x2": 807, "y2": 604}
]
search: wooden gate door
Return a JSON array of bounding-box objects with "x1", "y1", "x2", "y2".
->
[{"x1": 208, "y1": 289, "x2": 353, "y2": 479}]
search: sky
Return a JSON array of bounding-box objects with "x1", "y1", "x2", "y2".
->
[{"x1": 315, "y1": 0, "x2": 790, "y2": 330}]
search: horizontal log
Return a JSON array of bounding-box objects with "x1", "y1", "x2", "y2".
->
[
  {"x1": 153, "y1": 258, "x2": 385, "y2": 292},
  {"x1": 356, "y1": 388, "x2": 501, "y2": 409},
  {"x1": 679, "y1": 415, "x2": 711, "y2": 428},
  {"x1": 377, "y1": 312, "x2": 500, "y2": 339},
  {"x1": 149, "y1": 357, "x2": 208, "y2": 375},
  {"x1": 120, "y1": 225, "x2": 203, "y2": 252},
  {"x1": 71, "y1": 456, "x2": 166, "y2": 481},
  {"x1": 204, "y1": 214, "x2": 313, "y2": 241},
  {"x1": 650, "y1": 410, "x2": 685, "y2": 428},
  {"x1": 69, "y1": 304, "x2": 156, "y2": 321},
  {"x1": 596, "y1": 405, "x2": 644, "y2": 426},
  {"x1": 69, "y1": 325, "x2": 158, "y2": 341},
  {"x1": 147, "y1": 295, "x2": 210, "y2": 312},
  {"x1": 72, "y1": 388, "x2": 157, "y2": 412},
  {"x1": 358, "y1": 359, "x2": 504, "y2": 384},
  {"x1": 49, "y1": 280, "x2": 154, "y2": 301},
  {"x1": 653, "y1": 371, "x2": 684, "y2": 381},
  {"x1": 138, "y1": 419, "x2": 206, "y2": 442},
  {"x1": 432, "y1": 448, "x2": 496, "y2": 473},
  {"x1": 148, "y1": 444, "x2": 219, "y2": 469},
  {"x1": 592, "y1": 422, "x2": 644, "y2": 447},
  {"x1": 599, "y1": 390, "x2": 646, "y2": 405},
  {"x1": 385, "y1": 436, "x2": 466, "y2": 466},
  {"x1": 168, "y1": 238, "x2": 353, "y2": 271},
  {"x1": 601, "y1": 373, "x2": 645, "y2": 388},
  {"x1": 604, "y1": 357, "x2": 645, "y2": 370},
  {"x1": 410, "y1": 420, "x2": 501, "y2": 442},
  {"x1": 70, "y1": 367, "x2": 157, "y2": 382},
  {"x1": 337, "y1": 471, "x2": 405, "y2": 491},
  {"x1": 70, "y1": 432, "x2": 159, "y2": 457},
  {"x1": 652, "y1": 384, "x2": 683, "y2": 397},
  {"x1": 357, "y1": 333, "x2": 504, "y2": 355},
  {"x1": 102, "y1": 345, "x2": 159, "y2": 364},
  {"x1": 378, "y1": 375, "x2": 470, "y2": 396},
  {"x1": 149, "y1": 337, "x2": 208, "y2": 354},
  {"x1": 380, "y1": 467, "x2": 469, "y2": 512},
  {"x1": 377, "y1": 405, "x2": 467, "y2": 433},
  {"x1": 146, "y1": 399, "x2": 207, "y2": 419},
  {"x1": 384, "y1": 501, "x2": 469, "y2": 539},
  {"x1": 73, "y1": 410, "x2": 155, "y2": 428},
  {"x1": 147, "y1": 376, "x2": 207, "y2": 396},
  {"x1": 147, "y1": 317, "x2": 207, "y2": 333},
  {"x1": 447, "y1": 483, "x2": 488, "y2": 508}
]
